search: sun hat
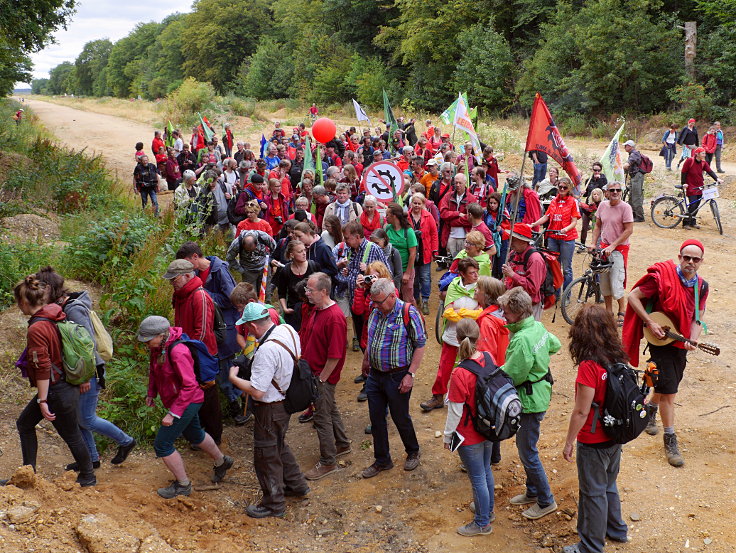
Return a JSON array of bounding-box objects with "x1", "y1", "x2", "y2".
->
[{"x1": 510, "y1": 223, "x2": 534, "y2": 242}]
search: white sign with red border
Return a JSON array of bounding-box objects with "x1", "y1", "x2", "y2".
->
[{"x1": 362, "y1": 161, "x2": 406, "y2": 204}]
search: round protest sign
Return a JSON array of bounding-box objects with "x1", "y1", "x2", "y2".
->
[{"x1": 362, "y1": 161, "x2": 405, "y2": 204}]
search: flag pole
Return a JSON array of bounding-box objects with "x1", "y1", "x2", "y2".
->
[{"x1": 504, "y1": 151, "x2": 529, "y2": 264}]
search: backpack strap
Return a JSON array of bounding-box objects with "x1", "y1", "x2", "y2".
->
[
  {"x1": 352, "y1": 202, "x2": 359, "y2": 217},
  {"x1": 264, "y1": 326, "x2": 298, "y2": 395}
]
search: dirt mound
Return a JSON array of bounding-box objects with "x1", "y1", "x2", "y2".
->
[{"x1": 0, "y1": 213, "x2": 60, "y2": 243}]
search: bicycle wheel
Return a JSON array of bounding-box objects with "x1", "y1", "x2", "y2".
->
[
  {"x1": 435, "y1": 297, "x2": 444, "y2": 345},
  {"x1": 651, "y1": 196, "x2": 684, "y2": 229},
  {"x1": 561, "y1": 275, "x2": 599, "y2": 325},
  {"x1": 710, "y1": 200, "x2": 723, "y2": 235}
]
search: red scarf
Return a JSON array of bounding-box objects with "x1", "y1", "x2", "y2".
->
[
  {"x1": 622, "y1": 260, "x2": 701, "y2": 366},
  {"x1": 360, "y1": 210, "x2": 382, "y2": 237},
  {"x1": 172, "y1": 276, "x2": 204, "y2": 316}
]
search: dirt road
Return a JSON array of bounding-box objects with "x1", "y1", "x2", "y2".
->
[{"x1": 2, "y1": 99, "x2": 736, "y2": 553}]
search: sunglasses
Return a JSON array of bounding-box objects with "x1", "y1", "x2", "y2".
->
[
  {"x1": 558, "y1": 186, "x2": 569, "y2": 191},
  {"x1": 608, "y1": 188, "x2": 622, "y2": 193},
  {"x1": 681, "y1": 255, "x2": 702, "y2": 263},
  {"x1": 593, "y1": 168, "x2": 601, "y2": 172}
]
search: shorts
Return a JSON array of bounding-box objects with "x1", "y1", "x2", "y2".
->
[
  {"x1": 598, "y1": 250, "x2": 625, "y2": 300},
  {"x1": 153, "y1": 402, "x2": 205, "y2": 457},
  {"x1": 648, "y1": 344, "x2": 687, "y2": 395}
]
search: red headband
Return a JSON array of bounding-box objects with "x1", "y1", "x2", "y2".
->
[{"x1": 680, "y1": 239, "x2": 704, "y2": 254}]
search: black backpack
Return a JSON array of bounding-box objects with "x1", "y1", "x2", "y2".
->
[
  {"x1": 212, "y1": 302, "x2": 227, "y2": 345},
  {"x1": 227, "y1": 191, "x2": 247, "y2": 226},
  {"x1": 591, "y1": 362, "x2": 650, "y2": 444},
  {"x1": 266, "y1": 326, "x2": 320, "y2": 414},
  {"x1": 457, "y1": 352, "x2": 523, "y2": 442}
]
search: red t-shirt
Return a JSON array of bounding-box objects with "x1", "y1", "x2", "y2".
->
[
  {"x1": 301, "y1": 303, "x2": 346, "y2": 385},
  {"x1": 472, "y1": 221, "x2": 495, "y2": 250},
  {"x1": 236, "y1": 218, "x2": 273, "y2": 237},
  {"x1": 447, "y1": 354, "x2": 491, "y2": 446},
  {"x1": 575, "y1": 360, "x2": 612, "y2": 444},
  {"x1": 545, "y1": 195, "x2": 580, "y2": 240}
]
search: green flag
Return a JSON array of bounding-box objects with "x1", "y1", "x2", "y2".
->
[
  {"x1": 440, "y1": 93, "x2": 477, "y2": 126},
  {"x1": 600, "y1": 123, "x2": 625, "y2": 185},
  {"x1": 198, "y1": 112, "x2": 214, "y2": 142},
  {"x1": 303, "y1": 135, "x2": 315, "y2": 173},
  {"x1": 315, "y1": 143, "x2": 323, "y2": 185},
  {"x1": 383, "y1": 89, "x2": 398, "y2": 135},
  {"x1": 165, "y1": 121, "x2": 175, "y2": 148}
]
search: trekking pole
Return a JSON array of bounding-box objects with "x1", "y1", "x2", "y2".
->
[{"x1": 504, "y1": 152, "x2": 529, "y2": 265}]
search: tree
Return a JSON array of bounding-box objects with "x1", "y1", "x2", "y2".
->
[
  {"x1": 32, "y1": 78, "x2": 50, "y2": 94},
  {"x1": 75, "y1": 39, "x2": 113, "y2": 96},
  {"x1": 47, "y1": 61, "x2": 76, "y2": 95},
  {"x1": 0, "y1": 0, "x2": 76, "y2": 52},
  {"x1": 106, "y1": 22, "x2": 162, "y2": 97},
  {"x1": 0, "y1": 39, "x2": 32, "y2": 96}
]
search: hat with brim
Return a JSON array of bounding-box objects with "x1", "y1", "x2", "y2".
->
[
  {"x1": 510, "y1": 223, "x2": 534, "y2": 243},
  {"x1": 623, "y1": 140, "x2": 635, "y2": 148},
  {"x1": 162, "y1": 259, "x2": 194, "y2": 280},
  {"x1": 137, "y1": 315, "x2": 170, "y2": 342},
  {"x1": 236, "y1": 303, "x2": 271, "y2": 325},
  {"x1": 426, "y1": 159, "x2": 438, "y2": 167}
]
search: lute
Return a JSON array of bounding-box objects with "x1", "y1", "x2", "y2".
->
[{"x1": 643, "y1": 311, "x2": 720, "y2": 356}]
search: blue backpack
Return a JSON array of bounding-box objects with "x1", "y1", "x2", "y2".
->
[{"x1": 167, "y1": 334, "x2": 220, "y2": 387}]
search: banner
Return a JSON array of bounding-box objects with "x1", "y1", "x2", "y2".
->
[
  {"x1": 600, "y1": 122, "x2": 625, "y2": 185},
  {"x1": 440, "y1": 93, "x2": 478, "y2": 126},
  {"x1": 453, "y1": 93, "x2": 482, "y2": 155},
  {"x1": 383, "y1": 89, "x2": 398, "y2": 135},
  {"x1": 260, "y1": 134, "x2": 267, "y2": 159},
  {"x1": 352, "y1": 99, "x2": 370, "y2": 122},
  {"x1": 525, "y1": 93, "x2": 581, "y2": 185},
  {"x1": 198, "y1": 112, "x2": 214, "y2": 142},
  {"x1": 165, "y1": 121, "x2": 175, "y2": 148},
  {"x1": 303, "y1": 135, "x2": 315, "y2": 173}
]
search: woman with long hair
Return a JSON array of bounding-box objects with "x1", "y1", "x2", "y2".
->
[
  {"x1": 408, "y1": 192, "x2": 438, "y2": 315},
  {"x1": 13, "y1": 276, "x2": 96, "y2": 486},
  {"x1": 562, "y1": 304, "x2": 629, "y2": 553},
  {"x1": 443, "y1": 318, "x2": 496, "y2": 536},
  {"x1": 276, "y1": 240, "x2": 318, "y2": 330},
  {"x1": 384, "y1": 202, "x2": 417, "y2": 303},
  {"x1": 320, "y1": 214, "x2": 343, "y2": 250}
]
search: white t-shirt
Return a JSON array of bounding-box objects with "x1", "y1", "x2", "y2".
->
[
  {"x1": 250, "y1": 324, "x2": 300, "y2": 403},
  {"x1": 174, "y1": 137, "x2": 184, "y2": 154}
]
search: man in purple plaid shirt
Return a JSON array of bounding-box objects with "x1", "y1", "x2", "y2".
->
[{"x1": 360, "y1": 278, "x2": 426, "y2": 479}]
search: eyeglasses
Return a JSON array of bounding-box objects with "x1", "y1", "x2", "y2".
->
[
  {"x1": 608, "y1": 188, "x2": 622, "y2": 193},
  {"x1": 371, "y1": 294, "x2": 392, "y2": 306},
  {"x1": 681, "y1": 255, "x2": 702, "y2": 263}
]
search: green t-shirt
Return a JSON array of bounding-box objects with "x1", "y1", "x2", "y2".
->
[{"x1": 385, "y1": 225, "x2": 418, "y2": 271}]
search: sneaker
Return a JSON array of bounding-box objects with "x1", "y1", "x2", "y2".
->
[
  {"x1": 691, "y1": 223, "x2": 701, "y2": 230},
  {"x1": 352, "y1": 337, "x2": 360, "y2": 352},
  {"x1": 212, "y1": 455, "x2": 234, "y2": 483},
  {"x1": 457, "y1": 521, "x2": 493, "y2": 536},
  {"x1": 157, "y1": 480, "x2": 191, "y2": 499},
  {"x1": 336, "y1": 444, "x2": 352, "y2": 457},
  {"x1": 509, "y1": 492, "x2": 538, "y2": 505},
  {"x1": 522, "y1": 500, "x2": 557, "y2": 520},
  {"x1": 304, "y1": 462, "x2": 341, "y2": 481},
  {"x1": 66, "y1": 460, "x2": 101, "y2": 471},
  {"x1": 110, "y1": 439, "x2": 136, "y2": 465},
  {"x1": 357, "y1": 387, "x2": 368, "y2": 402},
  {"x1": 233, "y1": 413, "x2": 249, "y2": 425},
  {"x1": 404, "y1": 452, "x2": 420, "y2": 471},
  {"x1": 362, "y1": 461, "x2": 393, "y2": 479},
  {"x1": 420, "y1": 394, "x2": 444, "y2": 412},
  {"x1": 664, "y1": 433, "x2": 685, "y2": 467},
  {"x1": 421, "y1": 300, "x2": 430, "y2": 316},
  {"x1": 298, "y1": 407, "x2": 314, "y2": 423},
  {"x1": 354, "y1": 374, "x2": 366, "y2": 384},
  {"x1": 246, "y1": 503, "x2": 285, "y2": 518}
]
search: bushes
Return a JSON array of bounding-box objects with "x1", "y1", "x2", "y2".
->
[{"x1": 162, "y1": 78, "x2": 216, "y2": 126}]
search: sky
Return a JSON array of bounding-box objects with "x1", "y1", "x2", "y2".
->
[{"x1": 20, "y1": 0, "x2": 193, "y2": 87}]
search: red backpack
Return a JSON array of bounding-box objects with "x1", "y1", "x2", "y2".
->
[
  {"x1": 639, "y1": 154, "x2": 653, "y2": 174},
  {"x1": 522, "y1": 247, "x2": 564, "y2": 310}
]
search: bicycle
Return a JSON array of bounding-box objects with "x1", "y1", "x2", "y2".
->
[
  {"x1": 560, "y1": 249, "x2": 613, "y2": 325},
  {"x1": 650, "y1": 181, "x2": 722, "y2": 234}
]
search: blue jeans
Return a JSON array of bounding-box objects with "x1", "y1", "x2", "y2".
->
[
  {"x1": 79, "y1": 376, "x2": 134, "y2": 462},
  {"x1": 366, "y1": 369, "x2": 419, "y2": 466},
  {"x1": 516, "y1": 412, "x2": 554, "y2": 507},
  {"x1": 153, "y1": 402, "x2": 205, "y2": 457},
  {"x1": 664, "y1": 146, "x2": 675, "y2": 169},
  {"x1": 140, "y1": 187, "x2": 159, "y2": 216},
  {"x1": 532, "y1": 163, "x2": 547, "y2": 187},
  {"x1": 546, "y1": 237, "x2": 575, "y2": 292},
  {"x1": 413, "y1": 262, "x2": 432, "y2": 301},
  {"x1": 216, "y1": 356, "x2": 241, "y2": 403},
  {"x1": 458, "y1": 441, "x2": 495, "y2": 527}
]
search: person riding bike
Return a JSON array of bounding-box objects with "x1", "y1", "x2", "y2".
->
[{"x1": 680, "y1": 147, "x2": 722, "y2": 230}]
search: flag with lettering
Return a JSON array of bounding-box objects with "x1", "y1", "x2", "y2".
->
[
  {"x1": 453, "y1": 93, "x2": 482, "y2": 155},
  {"x1": 198, "y1": 113, "x2": 214, "y2": 142},
  {"x1": 525, "y1": 93, "x2": 581, "y2": 186},
  {"x1": 303, "y1": 135, "x2": 315, "y2": 172}
]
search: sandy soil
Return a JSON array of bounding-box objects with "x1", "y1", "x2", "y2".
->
[{"x1": 1, "y1": 99, "x2": 736, "y2": 553}]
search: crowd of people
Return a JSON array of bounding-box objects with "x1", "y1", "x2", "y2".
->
[{"x1": 7, "y1": 114, "x2": 720, "y2": 552}]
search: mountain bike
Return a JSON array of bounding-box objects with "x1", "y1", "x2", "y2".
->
[
  {"x1": 560, "y1": 249, "x2": 613, "y2": 324},
  {"x1": 650, "y1": 181, "x2": 722, "y2": 234}
]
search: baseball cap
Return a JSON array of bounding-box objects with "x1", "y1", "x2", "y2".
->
[
  {"x1": 623, "y1": 140, "x2": 635, "y2": 148},
  {"x1": 236, "y1": 303, "x2": 271, "y2": 325},
  {"x1": 688, "y1": 118, "x2": 696, "y2": 124},
  {"x1": 426, "y1": 159, "x2": 438, "y2": 167},
  {"x1": 250, "y1": 173, "x2": 264, "y2": 184},
  {"x1": 137, "y1": 315, "x2": 170, "y2": 342},
  {"x1": 162, "y1": 259, "x2": 194, "y2": 280}
]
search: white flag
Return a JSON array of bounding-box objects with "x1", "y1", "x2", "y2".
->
[
  {"x1": 453, "y1": 93, "x2": 481, "y2": 154},
  {"x1": 352, "y1": 99, "x2": 369, "y2": 122}
]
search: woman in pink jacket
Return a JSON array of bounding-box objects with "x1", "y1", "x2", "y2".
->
[
  {"x1": 138, "y1": 316, "x2": 233, "y2": 499},
  {"x1": 409, "y1": 192, "x2": 439, "y2": 315}
]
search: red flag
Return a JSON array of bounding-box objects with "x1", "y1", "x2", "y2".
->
[{"x1": 525, "y1": 93, "x2": 581, "y2": 186}]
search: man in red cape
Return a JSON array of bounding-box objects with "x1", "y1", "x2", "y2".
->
[{"x1": 622, "y1": 239, "x2": 708, "y2": 467}]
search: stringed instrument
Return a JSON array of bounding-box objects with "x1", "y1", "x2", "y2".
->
[{"x1": 643, "y1": 311, "x2": 720, "y2": 356}]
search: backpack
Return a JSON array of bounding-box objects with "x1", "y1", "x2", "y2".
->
[
  {"x1": 638, "y1": 154, "x2": 653, "y2": 174},
  {"x1": 457, "y1": 352, "x2": 523, "y2": 442},
  {"x1": 32, "y1": 317, "x2": 96, "y2": 386},
  {"x1": 227, "y1": 191, "x2": 247, "y2": 226},
  {"x1": 88, "y1": 309, "x2": 113, "y2": 362},
  {"x1": 522, "y1": 247, "x2": 563, "y2": 309},
  {"x1": 212, "y1": 302, "x2": 227, "y2": 345},
  {"x1": 167, "y1": 334, "x2": 220, "y2": 387},
  {"x1": 591, "y1": 362, "x2": 650, "y2": 444},
  {"x1": 266, "y1": 326, "x2": 320, "y2": 414}
]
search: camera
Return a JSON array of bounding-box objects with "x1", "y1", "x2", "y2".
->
[
  {"x1": 274, "y1": 216, "x2": 283, "y2": 224},
  {"x1": 232, "y1": 355, "x2": 252, "y2": 381},
  {"x1": 364, "y1": 274, "x2": 376, "y2": 286}
]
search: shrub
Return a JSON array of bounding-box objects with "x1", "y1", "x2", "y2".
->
[{"x1": 163, "y1": 78, "x2": 216, "y2": 124}]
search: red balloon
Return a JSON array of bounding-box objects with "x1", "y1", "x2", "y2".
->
[{"x1": 312, "y1": 117, "x2": 336, "y2": 144}]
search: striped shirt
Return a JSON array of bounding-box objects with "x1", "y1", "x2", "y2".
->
[{"x1": 366, "y1": 299, "x2": 427, "y2": 372}]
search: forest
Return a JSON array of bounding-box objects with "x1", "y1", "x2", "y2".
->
[{"x1": 17, "y1": 0, "x2": 736, "y2": 122}]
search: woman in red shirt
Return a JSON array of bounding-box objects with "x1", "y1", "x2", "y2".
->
[
  {"x1": 532, "y1": 176, "x2": 580, "y2": 292},
  {"x1": 236, "y1": 200, "x2": 273, "y2": 237},
  {"x1": 561, "y1": 304, "x2": 628, "y2": 553},
  {"x1": 359, "y1": 195, "x2": 383, "y2": 239},
  {"x1": 443, "y1": 319, "x2": 496, "y2": 537}
]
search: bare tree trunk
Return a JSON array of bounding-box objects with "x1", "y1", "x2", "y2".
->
[{"x1": 684, "y1": 21, "x2": 697, "y2": 80}]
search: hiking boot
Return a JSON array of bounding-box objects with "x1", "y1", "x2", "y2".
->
[
  {"x1": 111, "y1": 439, "x2": 136, "y2": 465},
  {"x1": 522, "y1": 500, "x2": 557, "y2": 520},
  {"x1": 421, "y1": 300, "x2": 430, "y2": 316},
  {"x1": 336, "y1": 444, "x2": 352, "y2": 457},
  {"x1": 66, "y1": 460, "x2": 100, "y2": 472},
  {"x1": 644, "y1": 404, "x2": 659, "y2": 436},
  {"x1": 562, "y1": 545, "x2": 582, "y2": 553},
  {"x1": 404, "y1": 452, "x2": 420, "y2": 471},
  {"x1": 362, "y1": 461, "x2": 394, "y2": 479},
  {"x1": 298, "y1": 406, "x2": 314, "y2": 423},
  {"x1": 420, "y1": 394, "x2": 444, "y2": 412},
  {"x1": 233, "y1": 413, "x2": 249, "y2": 425},
  {"x1": 509, "y1": 492, "x2": 537, "y2": 505},
  {"x1": 357, "y1": 385, "x2": 368, "y2": 402},
  {"x1": 76, "y1": 474, "x2": 97, "y2": 487},
  {"x1": 354, "y1": 373, "x2": 366, "y2": 384},
  {"x1": 352, "y1": 337, "x2": 360, "y2": 352},
  {"x1": 457, "y1": 521, "x2": 493, "y2": 536},
  {"x1": 664, "y1": 433, "x2": 685, "y2": 467},
  {"x1": 212, "y1": 455, "x2": 234, "y2": 483},
  {"x1": 246, "y1": 503, "x2": 285, "y2": 518},
  {"x1": 157, "y1": 480, "x2": 191, "y2": 499},
  {"x1": 304, "y1": 462, "x2": 341, "y2": 481}
]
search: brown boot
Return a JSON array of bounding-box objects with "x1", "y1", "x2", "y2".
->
[
  {"x1": 644, "y1": 404, "x2": 658, "y2": 435},
  {"x1": 420, "y1": 394, "x2": 444, "y2": 412},
  {"x1": 664, "y1": 433, "x2": 684, "y2": 467}
]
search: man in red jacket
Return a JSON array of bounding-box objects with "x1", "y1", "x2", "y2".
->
[
  {"x1": 502, "y1": 223, "x2": 546, "y2": 321},
  {"x1": 163, "y1": 259, "x2": 223, "y2": 445}
]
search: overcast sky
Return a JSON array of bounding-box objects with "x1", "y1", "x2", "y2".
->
[{"x1": 21, "y1": 0, "x2": 193, "y2": 86}]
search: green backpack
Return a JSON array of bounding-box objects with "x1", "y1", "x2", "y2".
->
[{"x1": 33, "y1": 317, "x2": 96, "y2": 386}]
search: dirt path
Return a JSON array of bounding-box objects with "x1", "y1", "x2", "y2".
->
[{"x1": 3, "y1": 100, "x2": 736, "y2": 552}]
